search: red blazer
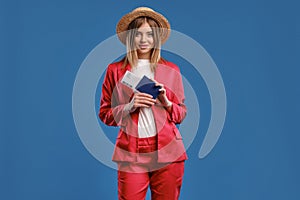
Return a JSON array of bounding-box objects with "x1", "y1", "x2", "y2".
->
[{"x1": 99, "y1": 59, "x2": 188, "y2": 163}]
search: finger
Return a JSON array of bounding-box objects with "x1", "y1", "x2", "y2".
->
[
  {"x1": 134, "y1": 102, "x2": 153, "y2": 108},
  {"x1": 135, "y1": 95, "x2": 156, "y2": 102},
  {"x1": 135, "y1": 98, "x2": 156, "y2": 105},
  {"x1": 135, "y1": 92, "x2": 154, "y2": 99},
  {"x1": 159, "y1": 88, "x2": 166, "y2": 92},
  {"x1": 135, "y1": 95, "x2": 157, "y2": 103},
  {"x1": 155, "y1": 82, "x2": 164, "y2": 87}
]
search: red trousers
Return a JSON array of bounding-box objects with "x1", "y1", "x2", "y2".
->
[{"x1": 117, "y1": 136, "x2": 185, "y2": 200}]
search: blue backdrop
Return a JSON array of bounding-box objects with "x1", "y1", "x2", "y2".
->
[{"x1": 1, "y1": 0, "x2": 299, "y2": 199}]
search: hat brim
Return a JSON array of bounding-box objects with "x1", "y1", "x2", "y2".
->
[{"x1": 116, "y1": 8, "x2": 171, "y2": 45}]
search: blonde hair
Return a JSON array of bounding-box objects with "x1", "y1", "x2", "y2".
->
[{"x1": 121, "y1": 17, "x2": 162, "y2": 71}]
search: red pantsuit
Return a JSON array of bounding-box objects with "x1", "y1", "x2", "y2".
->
[
  {"x1": 118, "y1": 162, "x2": 184, "y2": 200},
  {"x1": 99, "y1": 60, "x2": 187, "y2": 200}
]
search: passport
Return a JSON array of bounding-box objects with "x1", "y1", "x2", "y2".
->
[
  {"x1": 121, "y1": 71, "x2": 161, "y2": 99},
  {"x1": 135, "y1": 75, "x2": 161, "y2": 99}
]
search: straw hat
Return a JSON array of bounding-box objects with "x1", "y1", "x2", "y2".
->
[{"x1": 116, "y1": 7, "x2": 171, "y2": 45}]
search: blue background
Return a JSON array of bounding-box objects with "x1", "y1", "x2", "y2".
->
[{"x1": 1, "y1": 0, "x2": 299, "y2": 199}]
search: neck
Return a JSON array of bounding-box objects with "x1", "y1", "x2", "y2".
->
[{"x1": 138, "y1": 52, "x2": 151, "y2": 59}]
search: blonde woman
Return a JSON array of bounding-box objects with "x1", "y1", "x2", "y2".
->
[{"x1": 99, "y1": 7, "x2": 187, "y2": 200}]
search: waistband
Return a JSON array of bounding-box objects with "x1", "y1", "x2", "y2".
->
[{"x1": 137, "y1": 135, "x2": 157, "y2": 153}]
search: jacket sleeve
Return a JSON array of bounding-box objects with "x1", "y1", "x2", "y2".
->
[
  {"x1": 98, "y1": 65, "x2": 130, "y2": 127},
  {"x1": 167, "y1": 67, "x2": 187, "y2": 124}
]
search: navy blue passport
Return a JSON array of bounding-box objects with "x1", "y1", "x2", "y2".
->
[{"x1": 135, "y1": 76, "x2": 161, "y2": 99}]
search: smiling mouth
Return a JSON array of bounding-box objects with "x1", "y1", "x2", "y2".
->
[{"x1": 139, "y1": 45, "x2": 149, "y2": 49}]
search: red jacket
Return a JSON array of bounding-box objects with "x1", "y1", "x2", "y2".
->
[{"x1": 99, "y1": 59, "x2": 188, "y2": 163}]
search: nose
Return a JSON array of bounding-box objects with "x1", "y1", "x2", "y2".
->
[{"x1": 140, "y1": 33, "x2": 146, "y2": 43}]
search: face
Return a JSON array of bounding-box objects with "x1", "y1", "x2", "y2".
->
[{"x1": 134, "y1": 22, "x2": 154, "y2": 59}]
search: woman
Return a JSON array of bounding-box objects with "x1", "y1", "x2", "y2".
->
[{"x1": 99, "y1": 7, "x2": 187, "y2": 200}]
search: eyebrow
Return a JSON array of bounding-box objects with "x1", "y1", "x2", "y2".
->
[{"x1": 136, "y1": 31, "x2": 153, "y2": 34}]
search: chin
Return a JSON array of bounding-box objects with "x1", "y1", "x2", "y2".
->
[{"x1": 138, "y1": 49, "x2": 151, "y2": 54}]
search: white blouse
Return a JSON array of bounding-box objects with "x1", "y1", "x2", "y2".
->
[{"x1": 131, "y1": 59, "x2": 157, "y2": 138}]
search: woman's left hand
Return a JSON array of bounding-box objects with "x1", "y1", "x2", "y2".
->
[{"x1": 152, "y1": 79, "x2": 172, "y2": 109}]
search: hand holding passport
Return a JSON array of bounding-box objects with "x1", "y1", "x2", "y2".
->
[{"x1": 121, "y1": 71, "x2": 162, "y2": 99}]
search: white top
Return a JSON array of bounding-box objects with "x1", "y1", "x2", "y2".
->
[{"x1": 131, "y1": 59, "x2": 157, "y2": 138}]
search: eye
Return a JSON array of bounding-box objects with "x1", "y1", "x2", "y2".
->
[
  {"x1": 147, "y1": 32, "x2": 154, "y2": 37},
  {"x1": 135, "y1": 32, "x2": 141, "y2": 37}
]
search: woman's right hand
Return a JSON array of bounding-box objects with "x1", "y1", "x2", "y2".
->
[{"x1": 124, "y1": 92, "x2": 156, "y2": 112}]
